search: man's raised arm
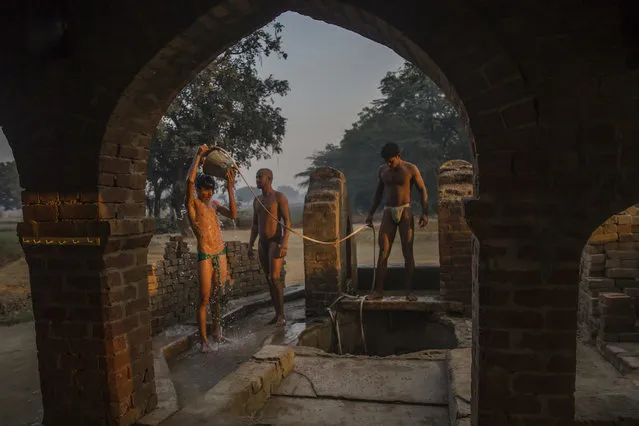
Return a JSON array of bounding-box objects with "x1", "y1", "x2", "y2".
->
[{"x1": 185, "y1": 145, "x2": 208, "y2": 225}]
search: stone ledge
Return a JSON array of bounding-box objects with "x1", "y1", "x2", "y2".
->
[
  {"x1": 446, "y1": 348, "x2": 471, "y2": 426},
  {"x1": 167, "y1": 345, "x2": 295, "y2": 423},
  {"x1": 597, "y1": 340, "x2": 639, "y2": 376},
  {"x1": 339, "y1": 294, "x2": 443, "y2": 312},
  {"x1": 134, "y1": 327, "x2": 199, "y2": 426}
]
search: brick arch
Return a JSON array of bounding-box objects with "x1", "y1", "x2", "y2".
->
[
  {"x1": 578, "y1": 204, "x2": 639, "y2": 345},
  {"x1": 99, "y1": 0, "x2": 527, "y2": 213},
  {"x1": 5, "y1": 1, "x2": 639, "y2": 425}
]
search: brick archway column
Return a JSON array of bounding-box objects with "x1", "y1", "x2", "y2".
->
[
  {"x1": 464, "y1": 196, "x2": 580, "y2": 425},
  {"x1": 17, "y1": 190, "x2": 156, "y2": 425}
]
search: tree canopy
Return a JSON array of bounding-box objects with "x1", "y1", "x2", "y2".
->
[
  {"x1": 147, "y1": 22, "x2": 290, "y2": 219},
  {"x1": 235, "y1": 186, "x2": 259, "y2": 203},
  {"x1": 295, "y1": 62, "x2": 470, "y2": 215},
  {"x1": 276, "y1": 185, "x2": 300, "y2": 201}
]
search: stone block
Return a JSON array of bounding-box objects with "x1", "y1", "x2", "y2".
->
[
  {"x1": 606, "y1": 268, "x2": 639, "y2": 278},
  {"x1": 590, "y1": 233, "x2": 618, "y2": 244}
]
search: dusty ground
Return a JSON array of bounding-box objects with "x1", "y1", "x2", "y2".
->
[
  {"x1": 150, "y1": 220, "x2": 439, "y2": 286},
  {"x1": 0, "y1": 219, "x2": 438, "y2": 321}
]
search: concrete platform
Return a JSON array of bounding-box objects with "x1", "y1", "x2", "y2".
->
[
  {"x1": 163, "y1": 345, "x2": 452, "y2": 425},
  {"x1": 258, "y1": 396, "x2": 449, "y2": 426},
  {"x1": 273, "y1": 356, "x2": 449, "y2": 405},
  {"x1": 357, "y1": 264, "x2": 440, "y2": 292},
  {"x1": 254, "y1": 348, "x2": 451, "y2": 426},
  {"x1": 338, "y1": 294, "x2": 443, "y2": 312}
]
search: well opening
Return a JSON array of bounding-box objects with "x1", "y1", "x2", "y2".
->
[{"x1": 297, "y1": 308, "x2": 462, "y2": 356}]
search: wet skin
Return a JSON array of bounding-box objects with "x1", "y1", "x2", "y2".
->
[{"x1": 186, "y1": 144, "x2": 238, "y2": 351}]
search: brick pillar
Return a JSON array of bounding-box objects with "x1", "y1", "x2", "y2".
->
[
  {"x1": 465, "y1": 197, "x2": 578, "y2": 426},
  {"x1": 303, "y1": 167, "x2": 352, "y2": 317},
  {"x1": 18, "y1": 190, "x2": 157, "y2": 425},
  {"x1": 438, "y1": 160, "x2": 473, "y2": 313}
]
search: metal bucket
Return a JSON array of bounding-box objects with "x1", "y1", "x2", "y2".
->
[{"x1": 202, "y1": 148, "x2": 235, "y2": 179}]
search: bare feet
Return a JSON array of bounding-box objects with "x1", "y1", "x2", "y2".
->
[
  {"x1": 365, "y1": 292, "x2": 384, "y2": 301},
  {"x1": 201, "y1": 341, "x2": 214, "y2": 353},
  {"x1": 267, "y1": 315, "x2": 278, "y2": 325},
  {"x1": 406, "y1": 294, "x2": 418, "y2": 302},
  {"x1": 275, "y1": 316, "x2": 286, "y2": 327},
  {"x1": 211, "y1": 334, "x2": 232, "y2": 344}
]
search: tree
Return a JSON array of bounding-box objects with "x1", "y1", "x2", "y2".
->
[
  {"x1": 0, "y1": 161, "x2": 21, "y2": 211},
  {"x1": 295, "y1": 62, "x2": 470, "y2": 214},
  {"x1": 276, "y1": 185, "x2": 300, "y2": 201},
  {"x1": 235, "y1": 186, "x2": 259, "y2": 203},
  {"x1": 147, "y1": 22, "x2": 290, "y2": 219}
]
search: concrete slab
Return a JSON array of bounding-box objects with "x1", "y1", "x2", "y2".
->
[
  {"x1": 162, "y1": 347, "x2": 294, "y2": 425},
  {"x1": 257, "y1": 396, "x2": 449, "y2": 426},
  {"x1": 339, "y1": 294, "x2": 443, "y2": 312},
  {"x1": 447, "y1": 349, "x2": 471, "y2": 425},
  {"x1": 273, "y1": 356, "x2": 449, "y2": 405},
  {"x1": 167, "y1": 299, "x2": 307, "y2": 410}
]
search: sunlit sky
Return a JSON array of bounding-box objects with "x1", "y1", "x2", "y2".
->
[{"x1": 0, "y1": 12, "x2": 404, "y2": 189}]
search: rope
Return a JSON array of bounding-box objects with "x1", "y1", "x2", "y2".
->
[
  {"x1": 209, "y1": 146, "x2": 374, "y2": 246},
  {"x1": 209, "y1": 146, "x2": 377, "y2": 356}
]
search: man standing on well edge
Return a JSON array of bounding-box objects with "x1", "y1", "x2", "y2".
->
[{"x1": 366, "y1": 142, "x2": 429, "y2": 301}]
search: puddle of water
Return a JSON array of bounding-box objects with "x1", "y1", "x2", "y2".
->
[{"x1": 168, "y1": 299, "x2": 308, "y2": 407}]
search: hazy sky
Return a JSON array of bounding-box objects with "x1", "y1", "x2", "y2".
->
[{"x1": 0, "y1": 12, "x2": 404, "y2": 189}]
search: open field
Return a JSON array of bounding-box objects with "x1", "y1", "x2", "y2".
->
[
  {"x1": 0, "y1": 219, "x2": 439, "y2": 299},
  {"x1": 150, "y1": 219, "x2": 439, "y2": 286}
]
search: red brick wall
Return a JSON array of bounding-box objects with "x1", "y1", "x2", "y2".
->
[
  {"x1": 578, "y1": 206, "x2": 639, "y2": 342},
  {"x1": 303, "y1": 167, "x2": 356, "y2": 317},
  {"x1": 438, "y1": 160, "x2": 474, "y2": 313},
  {"x1": 147, "y1": 237, "x2": 283, "y2": 334}
]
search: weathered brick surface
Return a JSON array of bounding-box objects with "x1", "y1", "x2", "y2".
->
[
  {"x1": 4, "y1": 0, "x2": 639, "y2": 424},
  {"x1": 147, "y1": 237, "x2": 283, "y2": 335},
  {"x1": 438, "y1": 160, "x2": 473, "y2": 314},
  {"x1": 578, "y1": 206, "x2": 639, "y2": 343},
  {"x1": 303, "y1": 167, "x2": 357, "y2": 317},
  {"x1": 17, "y1": 196, "x2": 157, "y2": 426}
]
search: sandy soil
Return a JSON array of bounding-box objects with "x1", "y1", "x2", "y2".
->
[
  {"x1": 149, "y1": 220, "x2": 439, "y2": 286},
  {"x1": 0, "y1": 220, "x2": 440, "y2": 297}
]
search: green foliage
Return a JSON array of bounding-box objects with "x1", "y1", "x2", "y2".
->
[
  {"x1": 295, "y1": 62, "x2": 470, "y2": 214},
  {"x1": 0, "y1": 161, "x2": 21, "y2": 211},
  {"x1": 235, "y1": 186, "x2": 259, "y2": 203},
  {"x1": 147, "y1": 22, "x2": 290, "y2": 219},
  {"x1": 0, "y1": 230, "x2": 22, "y2": 268},
  {"x1": 276, "y1": 185, "x2": 300, "y2": 201}
]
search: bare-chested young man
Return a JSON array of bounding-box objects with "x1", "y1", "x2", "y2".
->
[
  {"x1": 185, "y1": 145, "x2": 238, "y2": 352},
  {"x1": 248, "y1": 169, "x2": 291, "y2": 327},
  {"x1": 366, "y1": 142, "x2": 429, "y2": 301}
]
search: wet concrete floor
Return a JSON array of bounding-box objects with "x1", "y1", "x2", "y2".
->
[{"x1": 167, "y1": 299, "x2": 307, "y2": 408}]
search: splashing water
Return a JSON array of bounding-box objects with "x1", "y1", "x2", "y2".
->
[{"x1": 162, "y1": 324, "x2": 198, "y2": 338}]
